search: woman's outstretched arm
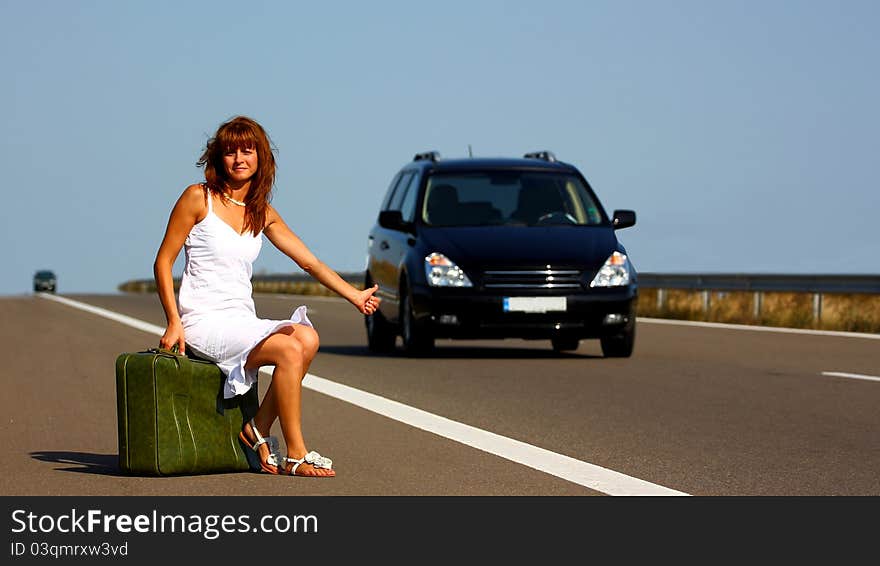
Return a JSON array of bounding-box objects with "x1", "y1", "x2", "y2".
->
[{"x1": 263, "y1": 205, "x2": 379, "y2": 314}]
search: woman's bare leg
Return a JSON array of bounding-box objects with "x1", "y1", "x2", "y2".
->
[
  {"x1": 243, "y1": 324, "x2": 331, "y2": 476},
  {"x1": 258, "y1": 325, "x2": 319, "y2": 430}
]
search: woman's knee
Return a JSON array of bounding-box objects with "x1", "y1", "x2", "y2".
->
[
  {"x1": 294, "y1": 325, "x2": 320, "y2": 359},
  {"x1": 275, "y1": 335, "x2": 305, "y2": 367}
]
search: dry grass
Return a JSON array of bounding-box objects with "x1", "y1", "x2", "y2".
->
[
  {"x1": 637, "y1": 289, "x2": 880, "y2": 333},
  {"x1": 819, "y1": 293, "x2": 880, "y2": 333}
]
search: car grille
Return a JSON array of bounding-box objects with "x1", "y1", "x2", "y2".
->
[{"x1": 481, "y1": 269, "x2": 583, "y2": 290}]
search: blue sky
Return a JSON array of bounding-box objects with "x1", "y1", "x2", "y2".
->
[{"x1": 2, "y1": 0, "x2": 878, "y2": 295}]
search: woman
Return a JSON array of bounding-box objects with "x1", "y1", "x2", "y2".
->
[{"x1": 154, "y1": 115, "x2": 380, "y2": 477}]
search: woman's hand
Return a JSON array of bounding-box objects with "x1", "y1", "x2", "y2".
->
[
  {"x1": 159, "y1": 320, "x2": 186, "y2": 354},
  {"x1": 354, "y1": 284, "x2": 381, "y2": 315}
]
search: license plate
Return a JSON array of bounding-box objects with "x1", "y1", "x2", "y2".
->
[{"x1": 503, "y1": 297, "x2": 567, "y2": 313}]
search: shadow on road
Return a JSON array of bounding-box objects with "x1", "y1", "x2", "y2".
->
[
  {"x1": 30, "y1": 451, "x2": 122, "y2": 476},
  {"x1": 319, "y1": 344, "x2": 603, "y2": 360}
]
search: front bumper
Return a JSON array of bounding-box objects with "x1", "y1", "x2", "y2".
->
[{"x1": 410, "y1": 284, "x2": 637, "y2": 340}]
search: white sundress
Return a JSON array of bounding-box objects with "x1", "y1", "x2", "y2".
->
[{"x1": 179, "y1": 188, "x2": 313, "y2": 399}]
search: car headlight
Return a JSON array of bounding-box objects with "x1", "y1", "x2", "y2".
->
[
  {"x1": 590, "y1": 251, "x2": 631, "y2": 287},
  {"x1": 425, "y1": 253, "x2": 473, "y2": 287}
]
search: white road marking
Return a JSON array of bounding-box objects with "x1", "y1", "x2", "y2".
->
[
  {"x1": 640, "y1": 317, "x2": 880, "y2": 339},
  {"x1": 821, "y1": 372, "x2": 880, "y2": 383},
  {"x1": 295, "y1": 372, "x2": 688, "y2": 496},
  {"x1": 38, "y1": 292, "x2": 688, "y2": 496},
  {"x1": 40, "y1": 293, "x2": 167, "y2": 335}
]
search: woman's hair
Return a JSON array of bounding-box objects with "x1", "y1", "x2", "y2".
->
[{"x1": 197, "y1": 115, "x2": 277, "y2": 234}]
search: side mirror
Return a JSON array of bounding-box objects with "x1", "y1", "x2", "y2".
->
[
  {"x1": 378, "y1": 210, "x2": 413, "y2": 232},
  {"x1": 612, "y1": 209, "x2": 636, "y2": 230}
]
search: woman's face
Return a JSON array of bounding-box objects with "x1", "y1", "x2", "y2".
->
[{"x1": 223, "y1": 146, "x2": 258, "y2": 183}]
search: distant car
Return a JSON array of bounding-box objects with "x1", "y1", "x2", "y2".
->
[
  {"x1": 364, "y1": 150, "x2": 638, "y2": 356},
  {"x1": 33, "y1": 270, "x2": 57, "y2": 293}
]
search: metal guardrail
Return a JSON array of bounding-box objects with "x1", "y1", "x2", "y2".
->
[
  {"x1": 636, "y1": 273, "x2": 880, "y2": 322},
  {"x1": 253, "y1": 273, "x2": 364, "y2": 284},
  {"x1": 637, "y1": 273, "x2": 880, "y2": 294},
  {"x1": 259, "y1": 272, "x2": 880, "y2": 294},
  {"x1": 258, "y1": 272, "x2": 880, "y2": 294},
  {"x1": 120, "y1": 272, "x2": 880, "y2": 295},
  {"x1": 118, "y1": 272, "x2": 878, "y2": 324}
]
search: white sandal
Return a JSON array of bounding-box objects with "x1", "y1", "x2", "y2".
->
[
  {"x1": 283, "y1": 451, "x2": 333, "y2": 476},
  {"x1": 238, "y1": 419, "x2": 282, "y2": 474}
]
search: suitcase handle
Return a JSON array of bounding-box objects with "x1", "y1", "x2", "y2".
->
[{"x1": 147, "y1": 344, "x2": 187, "y2": 358}]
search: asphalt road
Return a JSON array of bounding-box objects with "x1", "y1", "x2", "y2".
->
[{"x1": 1, "y1": 292, "x2": 878, "y2": 496}]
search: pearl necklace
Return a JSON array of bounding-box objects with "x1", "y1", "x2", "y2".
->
[{"x1": 223, "y1": 193, "x2": 246, "y2": 207}]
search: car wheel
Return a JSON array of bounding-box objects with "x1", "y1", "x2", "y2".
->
[
  {"x1": 400, "y1": 285, "x2": 434, "y2": 356},
  {"x1": 365, "y1": 309, "x2": 395, "y2": 353},
  {"x1": 600, "y1": 320, "x2": 635, "y2": 358},
  {"x1": 551, "y1": 337, "x2": 580, "y2": 352}
]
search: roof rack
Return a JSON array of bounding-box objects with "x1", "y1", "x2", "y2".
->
[
  {"x1": 523, "y1": 151, "x2": 557, "y2": 163},
  {"x1": 413, "y1": 151, "x2": 440, "y2": 162}
]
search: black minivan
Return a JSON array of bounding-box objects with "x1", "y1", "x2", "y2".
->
[{"x1": 365, "y1": 151, "x2": 637, "y2": 356}]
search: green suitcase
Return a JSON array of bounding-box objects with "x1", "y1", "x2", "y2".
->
[{"x1": 115, "y1": 348, "x2": 260, "y2": 475}]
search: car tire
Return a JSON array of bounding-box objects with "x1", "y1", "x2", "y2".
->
[
  {"x1": 400, "y1": 285, "x2": 434, "y2": 356},
  {"x1": 551, "y1": 337, "x2": 580, "y2": 352},
  {"x1": 365, "y1": 309, "x2": 395, "y2": 353},
  {"x1": 600, "y1": 320, "x2": 635, "y2": 358},
  {"x1": 364, "y1": 275, "x2": 395, "y2": 353}
]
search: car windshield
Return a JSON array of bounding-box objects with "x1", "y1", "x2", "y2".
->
[
  {"x1": 421, "y1": 172, "x2": 606, "y2": 227},
  {"x1": 35, "y1": 271, "x2": 55, "y2": 278}
]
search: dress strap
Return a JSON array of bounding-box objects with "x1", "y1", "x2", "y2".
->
[{"x1": 202, "y1": 183, "x2": 213, "y2": 214}]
